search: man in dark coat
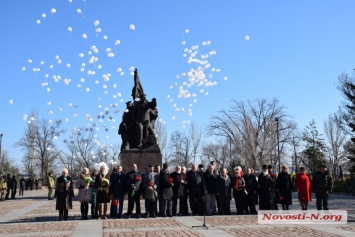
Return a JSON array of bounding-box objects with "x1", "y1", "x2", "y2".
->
[
  {"x1": 158, "y1": 163, "x2": 173, "y2": 217},
  {"x1": 126, "y1": 164, "x2": 142, "y2": 218},
  {"x1": 5, "y1": 174, "x2": 11, "y2": 200},
  {"x1": 243, "y1": 168, "x2": 258, "y2": 214},
  {"x1": 186, "y1": 164, "x2": 205, "y2": 215},
  {"x1": 110, "y1": 165, "x2": 127, "y2": 218},
  {"x1": 143, "y1": 164, "x2": 159, "y2": 218},
  {"x1": 204, "y1": 164, "x2": 217, "y2": 215},
  {"x1": 216, "y1": 168, "x2": 232, "y2": 215},
  {"x1": 10, "y1": 175, "x2": 17, "y2": 199},
  {"x1": 313, "y1": 164, "x2": 333, "y2": 210},
  {"x1": 179, "y1": 166, "x2": 188, "y2": 215},
  {"x1": 170, "y1": 165, "x2": 182, "y2": 216},
  {"x1": 55, "y1": 168, "x2": 74, "y2": 221},
  {"x1": 258, "y1": 165, "x2": 276, "y2": 210}
]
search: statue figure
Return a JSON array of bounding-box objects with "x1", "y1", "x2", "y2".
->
[{"x1": 118, "y1": 69, "x2": 159, "y2": 151}]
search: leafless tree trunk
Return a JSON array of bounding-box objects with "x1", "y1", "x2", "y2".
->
[
  {"x1": 155, "y1": 121, "x2": 169, "y2": 162},
  {"x1": 188, "y1": 122, "x2": 202, "y2": 164},
  {"x1": 324, "y1": 113, "x2": 348, "y2": 179}
]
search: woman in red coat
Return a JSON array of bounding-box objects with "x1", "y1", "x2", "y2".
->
[{"x1": 295, "y1": 167, "x2": 312, "y2": 210}]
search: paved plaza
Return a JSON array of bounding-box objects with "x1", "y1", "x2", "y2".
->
[{"x1": 1, "y1": 189, "x2": 355, "y2": 237}]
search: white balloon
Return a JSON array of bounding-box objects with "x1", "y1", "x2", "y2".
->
[
  {"x1": 185, "y1": 29, "x2": 189, "y2": 33},
  {"x1": 77, "y1": 9, "x2": 82, "y2": 14},
  {"x1": 86, "y1": 88, "x2": 90, "y2": 92},
  {"x1": 51, "y1": 8, "x2": 56, "y2": 14},
  {"x1": 245, "y1": 35, "x2": 250, "y2": 41},
  {"x1": 94, "y1": 20, "x2": 100, "y2": 26},
  {"x1": 42, "y1": 13, "x2": 46, "y2": 18},
  {"x1": 68, "y1": 26, "x2": 73, "y2": 32},
  {"x1": 47, "y1": 102, "x2": 52, "y2": 106},
  {"x1": 36, "y1": 20, "x2": 41, "y2": 24},
  {"x1": 96, "y1": 28, "x2": 102, "y2": 33},
  {"x1": 9, "y1": 99, "x2": 13, "y2": 105},
  {"x1": 103, "y1": 35, "x2": 108, "y2": 40},
  {"x1": 46, "y1": 88, "x2": 50, "y2": 93},
  {"x1": 21, "y1": 67, "x2": 26, "y2": 71},
  {"x1": 82, "y1": 34, "x2": 87, "y2": 39},
  {"x1": 130, "y1": 24, "x2": 135, "y2": 30},
  {"x1": 115, "y1": 40, "x2": 120, "y2": 45},
  {"x1": 58, "y1": 108, "x2": 62, "y2": 112}
]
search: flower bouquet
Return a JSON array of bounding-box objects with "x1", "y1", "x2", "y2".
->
[
  {"x1": 84, "y1": 177, "x2": 93, "y2": 185},
  {"x1": 101, "y1": 178, "x2": 110, "y2": 187},
  {"x1": 278, "y1": 196, "x2": 285, "y2": 203},
  {"x1": 111, "y1": 199, "x2": 118, "y2": 206},
  {"x1": 131, "y1": 175, "x2": 141, "y2": 197},
  {"x1": 148, "y1": 181, "x2": 156, "y2": 201},
  {"x1": 168, "y1": 177, "x2": 173, "y2": 197}
]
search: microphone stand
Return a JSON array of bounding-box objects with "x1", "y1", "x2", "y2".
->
[{"x1": 192, "y1": 168, "x2": 210, "y2": 230}]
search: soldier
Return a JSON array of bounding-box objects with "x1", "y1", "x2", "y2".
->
[
  {"x1": 48, "y1": 172, "x2": 55, "y2": 200},
  {"x1": 0, "y1": 175, "x2": 7, "y2": 201}
]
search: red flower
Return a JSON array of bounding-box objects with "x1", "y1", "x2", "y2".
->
[
  {"x1": 135, "y1": 175, "x2": 141, "y2": 181},
  {"x1": 111, "y1": 199, "x2": 118, "y2": 206},
  {"x1": 278, "y1": 196, "x2": 285, "y2": 202},
  {"x1": 148, "y1": 181, "x2": 154, "y2": 187},
  {"x1": 168, "y1": 177, "x2": 173, "y2": 183}
]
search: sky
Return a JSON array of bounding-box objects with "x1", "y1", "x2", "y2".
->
[{"x1": 0, "y1": 0, "x2": 354, "y2": 167}]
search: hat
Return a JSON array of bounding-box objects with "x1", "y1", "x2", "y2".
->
[{"x1": 267, "y1": 165, "x2": 273, "y2": 169}]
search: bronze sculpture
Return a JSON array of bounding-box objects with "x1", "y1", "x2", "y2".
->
[{"x1": 118, "y1": 69, "x2": 159, "y2": 151}]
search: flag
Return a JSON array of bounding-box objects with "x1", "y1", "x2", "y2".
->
[{"x1": 131, "y1": 69, "x2": 144, "y2": 101}]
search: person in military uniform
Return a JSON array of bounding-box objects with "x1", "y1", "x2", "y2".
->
[
  {"x1": 312, "y1": 164, "x2": 333, "y2": 210},
  {"x1": 0, "y1": 175, "x2": 7, "y2": 201}
]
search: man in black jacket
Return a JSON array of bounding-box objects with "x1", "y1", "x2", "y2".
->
[
  {"x1": 170, "y1": 165, "x2": 182, "y2": 216},
  {"x1": 204, "y1": 164, "x2": 217, "y2": 215},
  {"x1": 243, "y1": 168, "x2": 258, "y2": 214},
  {"x1": 186, "y1": 164, "x2": 205, "y2": 215},
  {"x1": 126, "y1": 164, "x2": 142, "y2": 218},
  {"x1": 158, "y1": 163, "x2": 173, "y2": 217},
  {"x1": 313, "y1": 164, "x2": 333, "y2": 210},
  {"x1": 110, "y1": 165, "x2": 127, "y2": 218}
]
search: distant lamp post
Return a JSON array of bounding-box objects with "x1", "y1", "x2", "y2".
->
[
  {"x1": 0, "y1": 133, "x2": 3, "y2": 162},
  {"x1": 275, "y1": 118, "x2": 280, "y2": 173}
]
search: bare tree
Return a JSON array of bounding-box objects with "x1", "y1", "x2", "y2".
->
[
  {"x1": 168, "y1": 131, "x2": 191, "y2": 167},
  {"x1": 201, "y1": 140, "x2": 232, "y2": 171},
  {"x1": 62, "y1": 128, "x2": 98, "y2": 172},
  {"x1": 324, "y1": 113, "x2": 348, "y2": 179},
  {"x1": 188, "y1": 122, "x2": 202, "y2": 164},
  {"x1": 0, "y1": 150, "x2": 20, "y2": 175},
  {"x1": 15, "y1": 112, "x2": 64, "y2": 184},
  {"x1": 155, "y1": 121, "x2": 169, "y2": 162},
  {"x1": 207, "y1": 98, "x2": 294, "y2": 170}
]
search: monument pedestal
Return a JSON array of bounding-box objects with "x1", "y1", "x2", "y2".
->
[{"x1": 120, "y1": 146, "x2": 162, "y2": 173}]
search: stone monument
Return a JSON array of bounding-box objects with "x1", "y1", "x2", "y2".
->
[{"x1": 118, "y1": 69, "x2": 162, "y2": 173}]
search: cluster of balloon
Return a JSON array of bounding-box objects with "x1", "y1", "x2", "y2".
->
[
  {"x1": 19, "y1": 0, "x2": 142, "y2": 142},
  {"x1": 167, "y1": 29, "x2": 229, "y2": 128}
]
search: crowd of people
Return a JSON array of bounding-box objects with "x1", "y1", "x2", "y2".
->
[
  {"x1": 50, "y1": 161, "x2": 333, "y2": 221},
  {"x1": 0, "y1": 174, "x2": 43, "y2": 201}
]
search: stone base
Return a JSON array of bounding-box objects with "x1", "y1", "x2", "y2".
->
[{"x1": 120, "y1": 151, "x2": 162, "y2": 174}]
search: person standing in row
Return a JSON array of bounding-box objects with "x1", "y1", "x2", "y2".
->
[
  {"x1": 5, "y1": 174, "x2": 11, "y2": 199},
  {"x1": 126, "y1": 164, "x2": 142, "y2": 218},
  {"x1": 48, "y1": 172, "x2": 55, "y2": 200},
  {"x1": 243, "y1": 168, "x2": 258, "y2": 214},
  {"x1": 95, "y1": 164, "x2": 111, "y2": 220},
  {"x1": 143, "y1": 164, "x2": 158, "y2": 218},
  {"x1": 186, "y1": 164, "x2": 205, "y2": 215},
  {"x1": 216, "y1": 168, "x2": 231, "y2": 215},
  {"x1": 295, "y1": 166, "x2": 312, "y2": 210},
  {"x1": 19, "y1": 177, "x2": 25, "y2": 196},
  {"x1": 313, "y1": 164, "x2": 333, "y2": 210},
  {"x1": 110, "y1": 165, "x2": 127, "y2": 219},
  {"x1": 276, "y1": 165, "x2": 293, "y2": 210},
  {"x1": 10, "y1": 175, "x2": 17, "y2": 199},
  {"x1": 232, "y1": 166, "x2": 246, "y2": 215},
  {"x1": 204, "y1": 164, "x2": 217, "y2": 216},
  {"x1": 170, "y1": 165, "x2": 182, "y2": 216},
  {"x1": 76, "y1": 167, "x2": 92, "y2": 220},
  {"x1": 55, "y1": 168, "x2": 74, "y2": 221},
  {"x1": 90, "y1": 170, "x2": 99, "y2": 219},
  {"x1": 158, "y1": 163, "x2": 173, "y2": 217},
  {"x1": 258, "y1": 165, "x2": 276, "y2": 210}
]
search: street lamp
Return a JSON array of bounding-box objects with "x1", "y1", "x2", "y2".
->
[
  {"x1": 275, "y1": 118, "x2": 280, "y2": 173},
  {"x1": 0, "y1": 134, "x2": 3, "y2": 162}
]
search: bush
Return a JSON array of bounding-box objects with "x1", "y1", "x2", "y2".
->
[{"x1": 333, "y1": 179, "x2": 351, "y2": 193}]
